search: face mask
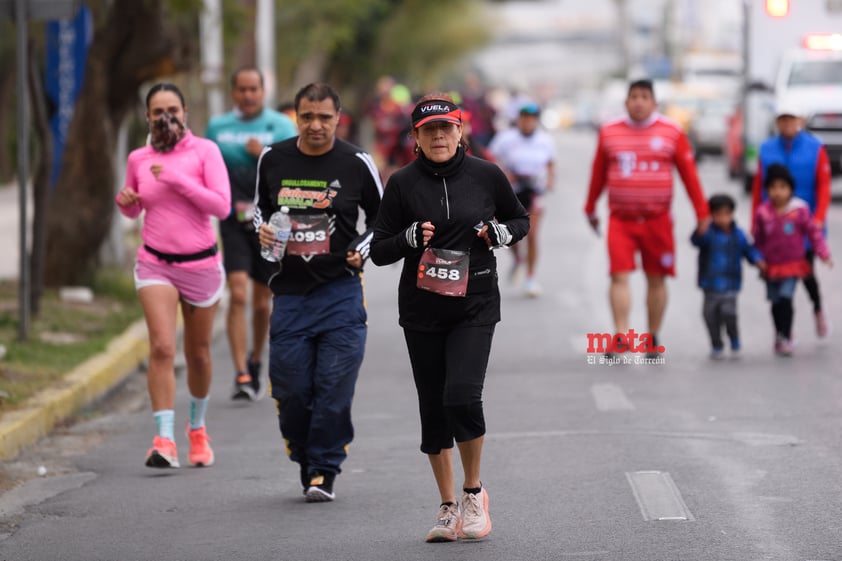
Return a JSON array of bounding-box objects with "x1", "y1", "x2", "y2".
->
[{"x1": 149, "y1": 112, "x2": 186, "y2": 152}]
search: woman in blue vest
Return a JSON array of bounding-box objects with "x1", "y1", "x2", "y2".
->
[{"x1": 751, "y1": 103, "x2": 832, "y2": 338}]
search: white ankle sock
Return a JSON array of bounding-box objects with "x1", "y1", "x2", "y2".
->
[
  {"x1": 153, "y1": 410, "x2": 175, "y2": 440},
  {"x1": 189, "y1": 396, "x2": 209, "y2": 430}
]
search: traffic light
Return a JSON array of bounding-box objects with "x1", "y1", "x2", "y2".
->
[{"x1": 765, "y1": 0, "x2": 790, "y2": 18}]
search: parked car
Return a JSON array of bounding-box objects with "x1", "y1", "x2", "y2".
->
[{"x1": 688, "y1": 98, "x2": 735, "y2": 158}]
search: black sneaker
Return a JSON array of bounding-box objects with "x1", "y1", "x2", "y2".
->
[
  {"x1": 230, "y1": 372, "x2": 256, "y2": 401},
  {"x1": 305, "y1": 471, "x2": 336, "y2": 503},
  {"x1": 247, "y1": 355, "x2": 262, "y2": 399},
  {"x1": 645, "y1": 335, "x2": 662, "y2": 360}
]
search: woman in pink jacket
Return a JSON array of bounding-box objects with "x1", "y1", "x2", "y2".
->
[
  {"x1": 116, "y1": 83, "x2": 231, "y2": 468},
  {"x1": 753, "y1": 164, "x2": 832, "y2": 356}
]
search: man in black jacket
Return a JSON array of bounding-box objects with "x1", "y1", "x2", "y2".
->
[{"x1": 255, "y1": 83, "x2": 383, "y2": 502}]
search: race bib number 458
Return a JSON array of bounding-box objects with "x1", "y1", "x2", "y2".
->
[{"x1": 416, "y1": 247, "x2": 469, "y2": 297}]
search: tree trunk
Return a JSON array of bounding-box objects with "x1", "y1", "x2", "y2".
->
[{"x1": 44, "y1": 0, "x2": 194, "y2": 286}]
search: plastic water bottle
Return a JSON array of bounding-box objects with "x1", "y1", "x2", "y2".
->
[{"x1": 261, "y1": 206, "x2": 292, "y2": 262}]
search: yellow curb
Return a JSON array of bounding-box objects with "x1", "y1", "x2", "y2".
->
[{"x1": 0, "y1": 319, "x2": 149, "y2": 461}]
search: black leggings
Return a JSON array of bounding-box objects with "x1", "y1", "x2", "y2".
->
[
  {"x1": 804, "y1": 249, "x2": 822, "y2": 313},
  {"x1": 403, "y1": 325, "x2": 495, "y2": 455},
  {"x1": 771, "y1": 298, "x2": 794, "y2": 339}
]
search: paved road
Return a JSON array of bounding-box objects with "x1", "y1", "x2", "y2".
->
[{"x1": 1, "y1": 129, "x2": 841, "y2": 560}]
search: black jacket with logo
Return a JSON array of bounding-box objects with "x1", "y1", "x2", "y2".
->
[
  {"x1": 254, "y1": 137, "x2": 383, "y2": 295},
  {"x1": 371, "y1": 147, "x2": 529, "y2": 331}
]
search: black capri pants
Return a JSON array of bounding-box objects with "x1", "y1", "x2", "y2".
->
[{"x1": 403, "y1": 324, "x2": 495, "y2": 454}]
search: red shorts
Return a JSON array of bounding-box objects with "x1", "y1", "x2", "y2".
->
[{"x1": 607, "y1": 213, "x2": 675, "y2": 276}]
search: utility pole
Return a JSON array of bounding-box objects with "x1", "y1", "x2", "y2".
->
[
  {"x1": 201, "y1": 0, "x2": 225, "y2": 118},
  {"x1": 14, "y1": 0, "x2": 30, "y2": 340},
  {"x1": 256, "y1": 0, "x2": 276, "y2": 107}
]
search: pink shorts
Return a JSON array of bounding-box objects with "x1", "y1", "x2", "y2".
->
[{"x1": 134, "y1": 259, "x2": 225, "y2": 307}]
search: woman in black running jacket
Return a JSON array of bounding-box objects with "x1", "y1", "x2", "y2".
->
[{"x1": 370, "y1": 93, "x2": 529, "y2": 543}]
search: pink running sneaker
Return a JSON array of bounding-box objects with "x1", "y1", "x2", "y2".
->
[
  {"x1": 425, "y1": 503, "x2": 461, "y2": 543},
  {"x1": 187, "y1": 426, "x2": 215, "y2": 467},
  {"x1": 458, "y1": 487, "x2": 492, "y2": 540},
  {"x1": 145, "y1": 436, "x2": 179, "y2": 468},
  {"x1": 774, "y1": 336, "x2": 794, "y2": 357},
  {"x1": 816, "y1": 310, "x2": 830, "y2": 338}
]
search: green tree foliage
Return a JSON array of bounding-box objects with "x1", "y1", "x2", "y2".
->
[
  {"x1": 275, "y1": 0, "x2": 492, "y2": 109},
  {"x1": 7, "y1": 0, "x2": 493, "y2": 289}
]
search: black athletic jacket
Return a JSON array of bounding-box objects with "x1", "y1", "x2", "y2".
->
[
  {"x1": 371, "y1": 147, "x2": 529, "y2": 331},
  {"x1": 253, "y1": 137, "x2": 383, "y2": 295}
]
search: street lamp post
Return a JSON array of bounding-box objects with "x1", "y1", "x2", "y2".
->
[{"x1": 15, "y1": 0, "x2": 30, "y2": 341}]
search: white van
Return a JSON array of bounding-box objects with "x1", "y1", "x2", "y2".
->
[{"x1": 775, "y1": 39, "x2": 842, "y2": 173}]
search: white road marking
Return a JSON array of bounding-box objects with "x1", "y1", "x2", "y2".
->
[{"x1": 625, "y1": 470, "x2": 695, "y2": 521}]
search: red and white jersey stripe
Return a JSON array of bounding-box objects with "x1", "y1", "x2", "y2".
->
[{"x1": 584, "y1": 114, "x2": 708, "y2": 220}]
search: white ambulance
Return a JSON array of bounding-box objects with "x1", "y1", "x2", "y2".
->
[{"x1": 740, "y1": 0, "x2": 842, "y2": 192}]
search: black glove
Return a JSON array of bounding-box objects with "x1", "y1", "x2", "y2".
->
[
  {"x1": 484, "y1": 219, "x2": 512, "y2": 248},
  {"x1": 403, "y1": 221, "x2": 425, "y2": 250}
]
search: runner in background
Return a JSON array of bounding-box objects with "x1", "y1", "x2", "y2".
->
[
  {"x1": 460, "y1": 72, "x2": 497, "y2": 147},
  {"x1": 206, "y1": 68, "x2": 297, "y2": 401},
  {"x1": 364, "y1": 75, "x2": 411, "y2": 174},
  {"x1": 489, "y1": 102, "x2": 556, "y2": 297}
]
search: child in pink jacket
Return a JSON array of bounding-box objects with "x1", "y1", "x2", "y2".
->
[{"x1": 752, "y1": 164, "x2": 832, "y2": 356}]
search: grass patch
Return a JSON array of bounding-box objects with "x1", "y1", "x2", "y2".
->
[{"x1": 0, "y1": 268, "x2": 143, "y2": 412}]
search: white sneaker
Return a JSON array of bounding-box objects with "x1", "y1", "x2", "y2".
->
[
  {"x1": 458, "y1": 488, "x2": 492, "y2": 540},
  {"x1": 425, "y1": 503, "x2": 461, "y2": 543},
  {"x1": 524, "y1": 278, "x2": 542, "y2": 298}
]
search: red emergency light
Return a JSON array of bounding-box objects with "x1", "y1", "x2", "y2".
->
[
  {"x1": 765, "y1": 0, "x2": 790, "y2": 18},
  {"x1": 803, "y1": 33, "x2": 842, "y2": 51}
]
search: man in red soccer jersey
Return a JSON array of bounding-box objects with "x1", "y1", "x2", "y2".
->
[{"x1": 584, "y1": 79, "x2": 711, "y2": 356}]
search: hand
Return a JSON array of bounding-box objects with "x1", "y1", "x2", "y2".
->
[
  {"x1": 756, "y1": 260, "x2": 767, "y2": 274},
  {"x1": 346, "y1": 250, "x2": 363, "y2": 269},
  {"x1": 404, "y1": 221, "x2": 435, "y2": 249},
  {"x1": 245, "y1": 138, "x2": 264, "y2": 158},
  {"x1": 116, "y1": 187, "x2": 141, "y2": 207},
  {"x1": 588, "y1": 215, "x2": 600, "y2": 236},
  {"x1": 150, "y1": 163, "x2": 163, "y2": 180},
  {"x1": 478, "y1": 219, "x2": 512, "y2": 248},
  {"x1": 696, "y1": 216, "x2": 712, "y2": 235},
  {"x1": 820, "y1": 255, "x2": 833, "y2": 269},
  {"x1": 258, "y1": 223, "x2": 275, "y2": 248}
]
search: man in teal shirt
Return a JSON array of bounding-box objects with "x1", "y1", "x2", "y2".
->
[{"x1": 206, "y1": 67, "x2": 297, "y2": 401}]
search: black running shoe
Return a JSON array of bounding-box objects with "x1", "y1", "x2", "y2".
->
[
  {"x1": 305, "y1": 471, "x2": 336, "y2": 503},
  {"x1": 247, "y1": 355, "x2": 262, "y2": 399},
  {"x1": 645, "y1": 335, "x2": 662, "y2": 360},
  {"x1": 230, "y1": 372, "x2": 256, "y2": 401}
]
